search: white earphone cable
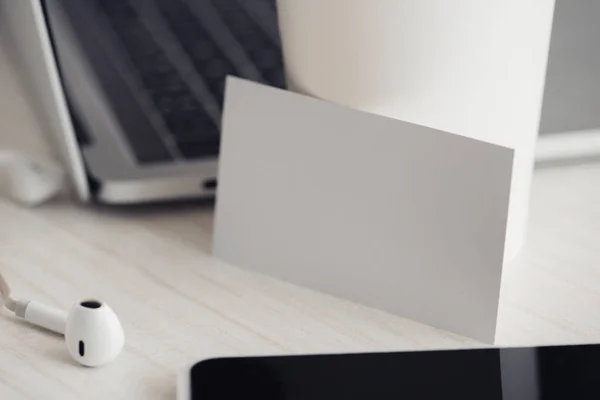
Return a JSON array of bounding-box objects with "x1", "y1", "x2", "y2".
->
[{"x1": 0, "y1": 270, "x2": 17, "y2": 312}]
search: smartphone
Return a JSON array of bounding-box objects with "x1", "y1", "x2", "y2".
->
[{"x1": 178, "y1": 344, "x2": 600, "y2": 399}]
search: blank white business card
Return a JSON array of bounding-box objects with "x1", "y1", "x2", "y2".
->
[{"x1": 214, "y1": 77, "x2": 514, "y2": 343}]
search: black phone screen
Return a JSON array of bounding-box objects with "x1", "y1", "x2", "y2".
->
[{"x1": 190, "y1": 344, "x2": 600, "y2": 399}]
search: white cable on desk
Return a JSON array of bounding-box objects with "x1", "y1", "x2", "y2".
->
[
  {"x1": 0, "y1": 270, "x2": 62, "y2": 331},
  {"x1": 0, "y1": 268, "x2": 67, "y2": 333},
  {"x1": 0, "y1": 270, "x2": 17, "y2": 312}
]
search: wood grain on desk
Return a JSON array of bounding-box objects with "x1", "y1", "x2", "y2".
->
[{"x1": 2, "y1": 38, "x2": 600, "y2": 400}]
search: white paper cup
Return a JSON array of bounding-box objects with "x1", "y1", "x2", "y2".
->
[{"x1": 277, "y1": 0, "x2": 556, "y2": 260}]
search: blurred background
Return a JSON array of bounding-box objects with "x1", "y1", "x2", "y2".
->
[
  {"x1": 540, "y1": 0, "x2": 600, "y2": 136},
  {"x1": 0, "y1": 0, "x2": 598, "y2": 204}
]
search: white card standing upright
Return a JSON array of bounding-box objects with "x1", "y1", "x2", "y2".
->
[{"x1": 214, "y1": 77, "x2": 514, "y2": 343}]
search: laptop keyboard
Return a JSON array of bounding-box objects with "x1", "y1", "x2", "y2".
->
[{"x1": 94, "y1": 0, "x2": 285, "y2": 163}]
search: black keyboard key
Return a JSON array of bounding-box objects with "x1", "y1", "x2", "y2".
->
[
  {"x1": 157, "y1": 0, "x2": 237, "y2": 104},
  {"x1": 191, "y1": 39, "x2": 215, "y2": 62},
  {"x1": 264, "y1": 67, "x2": 286, "y2": 88},
  {"x1": 165, "y1": 111, "x2": 217, "y2": 140},
  {"x1": 177, "y1": 139, "x2": 220, "y2": 159},
  {"x1": 120, "y1": 126, "x2": 174, "y2": 164},
  {"x1": 143, "y1": 72, "x2": 189, "y2": 97},
  {"x1": 210, "y1": 0, "x2": 286, "y2": 89},
  {"x1": 254, "y1": 48, "x2": 280, "y2": 70}
]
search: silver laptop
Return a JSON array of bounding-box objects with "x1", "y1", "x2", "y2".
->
[{"x1": 3, "y1": 0, "x2": 285, "y2": 204}]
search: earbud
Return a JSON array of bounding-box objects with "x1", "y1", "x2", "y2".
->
[
  {"x1": 14, "y1": 298, "x2": 125, "y2": 367},
  {"x1": 0, "y1": 242, "x2": 123, "y2": 368},
  {"x1": 65, "y1": 300, "x2": 125, "y2": 367},
  {"x1": 0, "y1": 151, "x2": 64, "y2": 206}
]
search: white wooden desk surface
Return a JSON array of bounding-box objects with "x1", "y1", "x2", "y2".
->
[{"x1": 1, "y1": 41, "x2": 600, "y2": 400}]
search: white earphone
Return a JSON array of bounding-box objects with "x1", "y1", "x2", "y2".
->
[
  {"x1": 0, "y1": 151, "x2": 124, "y2": 367},
  {"x1": 0, "y1": 269, "x2": 124, "y2": 367},
  {"x1": 0, "y1": 151, "x2": 65, "y2": 206}
]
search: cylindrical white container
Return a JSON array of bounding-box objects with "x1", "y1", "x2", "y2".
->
[{"x1": 277, "y1": 0, "x2": 556, "y2": 260}]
